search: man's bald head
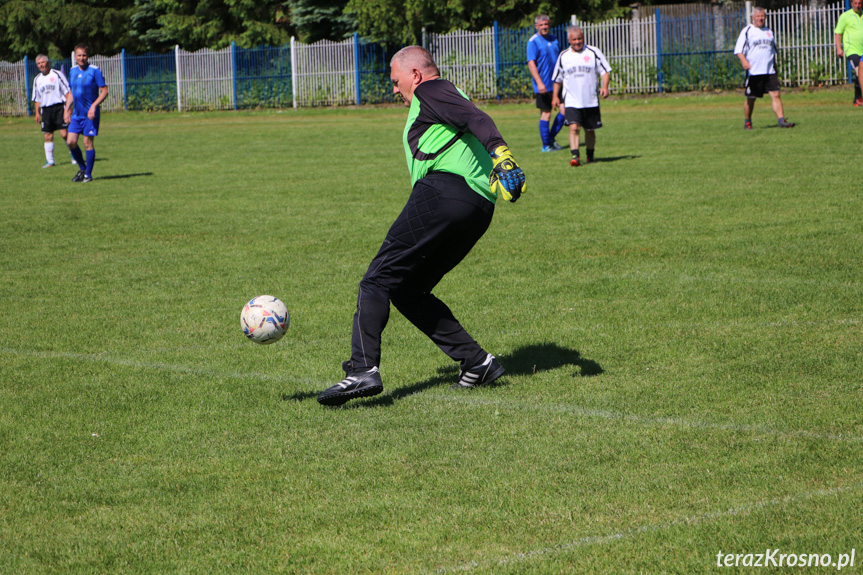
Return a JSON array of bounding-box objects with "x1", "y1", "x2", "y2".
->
[
  {"x1": 390, "y1": 46, "x2": 440, "y2": 77},
  {"x1": 389, "y1": 46, "x2": 441, "y2": 106}
]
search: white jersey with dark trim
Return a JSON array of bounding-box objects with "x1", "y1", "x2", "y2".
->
[
  {"x1": 734, "y1": 24, "x2": 777, "y2": 75},
  {"x1": 32, "y1": 69, "x2": 71, "y2": 107},
  {"x1": 552, "y1": 45, "x2": 611, "y2": 109}
]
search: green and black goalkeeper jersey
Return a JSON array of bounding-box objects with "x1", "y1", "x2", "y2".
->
[{"x1": 403, "y1": 79, "x2": 507, "y2": 203}]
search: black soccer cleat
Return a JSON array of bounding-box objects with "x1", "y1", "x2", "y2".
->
[
  {"x1": 72, "y1": 169, "x2": 86, "y2": 182},
  {"x1": 451, "y1": 354, "x2": 505, "y2": 389},
  {"x1": 81, "y1": 175, "x2": 93, "y2": 183},
  {"x1": 778, "y1": 118, "x2": 795, "y2": 128},
  {"x1": 317, "y1": 366, "x2": 383, "y2": 406}
]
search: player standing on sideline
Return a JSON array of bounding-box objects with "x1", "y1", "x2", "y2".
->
[
  {"x1": 734, "y1": 7, "x2": 795, "y2": 129},
  {"x1": 551, "y1": 26, "x2": 611, "y2": 167},
  {"x1": 31, "y1": 55, "x2": 74, "y2": 169},
  {"x1": 317, "y1": 46, "x2": 526, "y2": 407},
  {"x1": 835, "y1": 0, "x2": 863, "y2": 106},
  {"x1": 527, "y1": 14, "x2": 566, "y2": 152},
  {"x1": 66, "y1": 43, "x2": 108, "y2": 183}
]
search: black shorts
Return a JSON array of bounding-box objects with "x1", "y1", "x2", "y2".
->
[
  {"x1": 744, "y1": 73, "x2": 781, "y2": 98},
  {"x1": 39, "y1": 103, "x2": 68, "y2": 133},
  {"x1": 564, "y1": 106, "x2": 602, "y2": 130},
  {"x1": 535, "y1": 92, "x2": 553, "y2": 110},
  {"x1": 849, "y1": 54, "x2": 861, "y2": 68}
]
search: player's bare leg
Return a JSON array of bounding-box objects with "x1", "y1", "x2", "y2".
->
[
  {"x1": 744, "y1": 97, "x2": 755, "y2": 129},
  {"x1": 769, "y1": 91, "x2": 785, "y2": 119},
  {"x1": 857, "y1": 62, "x2": 863, "y2": 105},
  {"x1": 585, "y1": 129, "x2": 597, "y2": 163},
  {"x1": 769, "y1": 91, "x2": 795, "y2": 127},
  {"x1": 569, "y1": 123, "x2": 582, "y2": 166}
]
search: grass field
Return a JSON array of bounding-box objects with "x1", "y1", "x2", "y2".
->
[{"x1": 1, "y1": 88, "x2": 862, "y2": 573}]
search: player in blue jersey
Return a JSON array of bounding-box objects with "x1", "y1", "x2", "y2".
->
[
  {"x1": 527, "y1": 14, "x2": 566, "y2": 152},
  {"x1": 65, "y1": 43, "x2": 108, "y2": 183}
]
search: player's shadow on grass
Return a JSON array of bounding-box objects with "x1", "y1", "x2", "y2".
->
[
  {"x1": 285, "y1": 342, "x2": 602, "y2": 407},
  {"x1": 97, "y1": 172, "x2": 154, "y2": 180},
  {"x1": 590, "y1": 154, "x2": 639, "y2": 163}
]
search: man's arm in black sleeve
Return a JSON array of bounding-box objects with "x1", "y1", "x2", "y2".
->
[{"x1": 414, "y1": 80, "x2": 507, "y2": 152}]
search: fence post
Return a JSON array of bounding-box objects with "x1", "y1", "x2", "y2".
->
[
  {"x1": 713, "y1": 3, "x2": 724, "y2": 51},
  {"x1": 121, "y1": 49, "x2": 127, "y2": 110},
  {"x1": 175, "y1": 45, "x2": 182, "y2": 112},
  {"x1": 493, "y1": 21, "x2": 501, "y2": 100},
  {"x1": 24, "y1": 55, "x2": 31, "y2": 116},
  {"x1": 231, "y1": 41, "x2": 238, "y2": 110},
  {"x1": 290, "y1": 36, "x2": 297, "y2": 109},
  {"x1": 745, "y1": 1, "x2": 752, "y2": 25},
  {"x1": 422, "y1": 27, "x2": 427, "y2": 50},
  {"x1": 354, "y1": 32, "x2": 361, "y2": 106},
  {"x1": 656, "y1": 9, "x2": 663, "y2": 93}
]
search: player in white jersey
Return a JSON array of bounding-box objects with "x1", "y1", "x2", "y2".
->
[
  {"x1": 31, "y1": 55, "x2": 75, "y2": 168},
  {"x1": 551, "y1": 27, "x2": 611, "y2": 167},
  {"x1": 734, "y1": 7, "x2": 795, "y2": 129}
]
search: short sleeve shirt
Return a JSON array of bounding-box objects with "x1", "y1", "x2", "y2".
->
[
  {"x1": 32, "y1": 69, "x2": 71, "y2": 107},
  {"x1": 835, "y1": 9, "x2": 863, "y2": 57},
  {"x1": 734, "y1": 25, "x2": 777, "y2": 75},
  {"x1": 552, "y1": 45, "x2": 612, "y2": 109},
  {"x1": 527, "y1": 33, "x2": 561, "y2": 92},
  {"x1": 70, "y1": 64, "x2": 107, "y2": 119}
]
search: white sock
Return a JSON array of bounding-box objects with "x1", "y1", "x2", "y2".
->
[{"x1": 44, "y1": 142, "x2": 55, "y2": 164}]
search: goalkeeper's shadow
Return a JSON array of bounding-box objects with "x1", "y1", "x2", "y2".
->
[
  {"x1": 367, "y1": 342, "x2": 603, "y2": 406},
  {"x1": 283, "y1": 342, "x2": 602, "y2": 406}
]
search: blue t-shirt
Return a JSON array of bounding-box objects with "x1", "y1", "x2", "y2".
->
[
  {"x1": 70, "y1": 64, "x2": 106, "y2": 119},
  {"x1": 527, "y1": 33, "x2": 560, "y2": 92}
]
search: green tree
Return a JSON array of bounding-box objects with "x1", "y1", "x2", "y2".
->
[
  {"x1": 345, "y1": 0, "x2": 629, "y2": 46},
  {"x1": 0, "y1": 0, "x2": 140, "y2": 61},
  {"x1": 130, "y1": 0, "x2": 292, "y2": 52},
  {"x1": 288, "y1": 0, "x2": 355, "y2": 43}
]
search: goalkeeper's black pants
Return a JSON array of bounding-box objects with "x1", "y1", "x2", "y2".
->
[{"x1": 350, "y1": 171, "x2": 494, "y2": 373}]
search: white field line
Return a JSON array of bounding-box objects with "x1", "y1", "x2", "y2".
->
[
  {"x1": 434, "y1": 482, "x2": 863, "y2": 573},
  {"x1": 414, "y1": 394, "x2": 863, "y2": 444},
  {"x1": 0, "y1": 347, "x2": 321, "y2": 386},
  {"x1": 3, "y1": 347, "x2": 860, "y2": 443}
]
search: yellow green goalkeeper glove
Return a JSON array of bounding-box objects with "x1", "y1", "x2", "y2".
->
[{"x1": 489, "y1": 145, "x2": 526, "y2": 202}]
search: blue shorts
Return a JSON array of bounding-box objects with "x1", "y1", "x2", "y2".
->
[{"x1": 68, "y1": 116, "x2": 100, "y2": 137}]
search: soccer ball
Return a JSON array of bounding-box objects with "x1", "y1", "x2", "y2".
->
[{"x1": 241, "y1": 295, "x2": 290, "y2": 344}]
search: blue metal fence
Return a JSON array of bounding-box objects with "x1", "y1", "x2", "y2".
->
[
  {"x1": 233, "y1": 43, "x2": 292, "y2": 109},
  {"x1": 657, "y1": 9, "x2": 748, "y2": 92},
  {"x1": 3, "y1": 1, "x2": 853, "y2": 117},
  {"x1": 123, "y1": 50, "x2": 176, "y2": 111},
  {"x1": 355, "y1": 40, "x2": 395, "y2": 105}
]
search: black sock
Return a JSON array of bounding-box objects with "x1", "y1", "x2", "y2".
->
[
  {"x1": 571, "y1": 149, "x2": 579, "y2": 158},
  {"x1": 586, "y1": 148, "x2": 594, "y2": 161}
]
